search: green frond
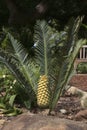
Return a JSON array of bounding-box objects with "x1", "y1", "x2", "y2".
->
[
  {"x1": 50, "y1": 39, "x2": 86, "y2": 111},
  {"x1": 0, "y1": 49, "x2": 35, "y2": 101},
  {"x1": 34, "y1": 20, "x2": 51, "y2": 76},
  {"x1": 49, "y1": 16, "x2": 87, "y2": 111},
  {"x1": 66, "y1": 16, "x2": 84, "y2": 53},
  {"x1": 7, "y1": 33, "x2": 39, "y2": 92}
]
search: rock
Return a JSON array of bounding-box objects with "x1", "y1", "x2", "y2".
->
[
  {"x1": 0, "y1": 119, "x2": 5, "y2": 129},
  {"x1": 75, "y1": 109, "x2": 87, "y2": 121},
  {"x1": 59, "y1": 109, "x2": 67, "y2": 114},
  {"x1": 2, "y1": 113, "x2": 87, "y2": 130},
  {"x1": 80, "y1": 95, "x2": 87, "y2": 108},
  {"x1": 67, "y1": 86, "x2": 87, "y2": 97},
  {"x1": 67, "y1": 86, "x2": 87, "y2": 108}
]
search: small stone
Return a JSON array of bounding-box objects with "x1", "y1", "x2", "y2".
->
[
  {"x1": 59, "y1": 109, "x2": 67, "y2": 114},
  {"x1": 67, "y1": 115, "x2": 73, "y2": 120}
]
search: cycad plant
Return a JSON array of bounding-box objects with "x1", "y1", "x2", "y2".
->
[{"x1": 0, "y1": 16, "x2": 86, "y2": 113}]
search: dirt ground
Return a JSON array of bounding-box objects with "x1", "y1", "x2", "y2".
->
[
  {"x1": 0, "y1": 74, "x2": 87, "y2": 129},
  {"x1": 69, "y1": 74, "x2": 87, "y2": 91}
]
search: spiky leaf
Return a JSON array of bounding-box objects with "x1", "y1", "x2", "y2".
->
[
  {"x1": 0, "y1": 49, "x2": 35, "y2": 101},
  {"x1": 34, "y1": 20, "x2": 52, "y2": 76},
  {"x1": 49, "y1": 16, "x2": 87, "y2": 111},
  {"x1": 7, "y1": 33, "x2": 39, "y2": 92}
]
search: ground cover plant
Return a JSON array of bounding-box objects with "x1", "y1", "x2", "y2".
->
[
  {"x1": 0, "y1": 16, "x2": 86, "y2": 115},
  {"x1": 0, "y1": 64, "x2": 22, "y2": 116},
  {"x1": 77, "y1": 62, "x2": 87, "y2": 74}
]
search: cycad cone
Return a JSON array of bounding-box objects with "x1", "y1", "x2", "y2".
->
[{"x1": 37, "y1": 75, "x2": 51, "y2": 108}]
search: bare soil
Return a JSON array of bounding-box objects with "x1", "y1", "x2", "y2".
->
[{"x1": 69, "y1": 74, "x2": 87, "y2": 91}]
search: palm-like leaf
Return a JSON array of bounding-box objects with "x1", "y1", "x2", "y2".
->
[
  {"x1": 66, "y1": 16, "x2": 84, "y2": 53},
  {"x1": 34, "y1": 20, "x2": 61, "y2": 92},
  {"x1": 7, "y1": 33, "x2": 40, "y2": 92},
  {"x1": 34, "y1": 20, "x2": 51, "y2": 76},
  {"x1": 49, "y1": 16, "x2": 87, "y2": 111},
  {"x1": 0, "y1": 49, "x2": 35, "y2": 101}
]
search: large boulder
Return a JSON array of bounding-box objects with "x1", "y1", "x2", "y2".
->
[{"x1": 2, "y1": 112, "x2": 87, "y2": 130}]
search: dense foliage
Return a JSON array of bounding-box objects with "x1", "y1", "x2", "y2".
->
[{"x1": 77, "y1": 62, "x2": 87, "y2": 74}]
